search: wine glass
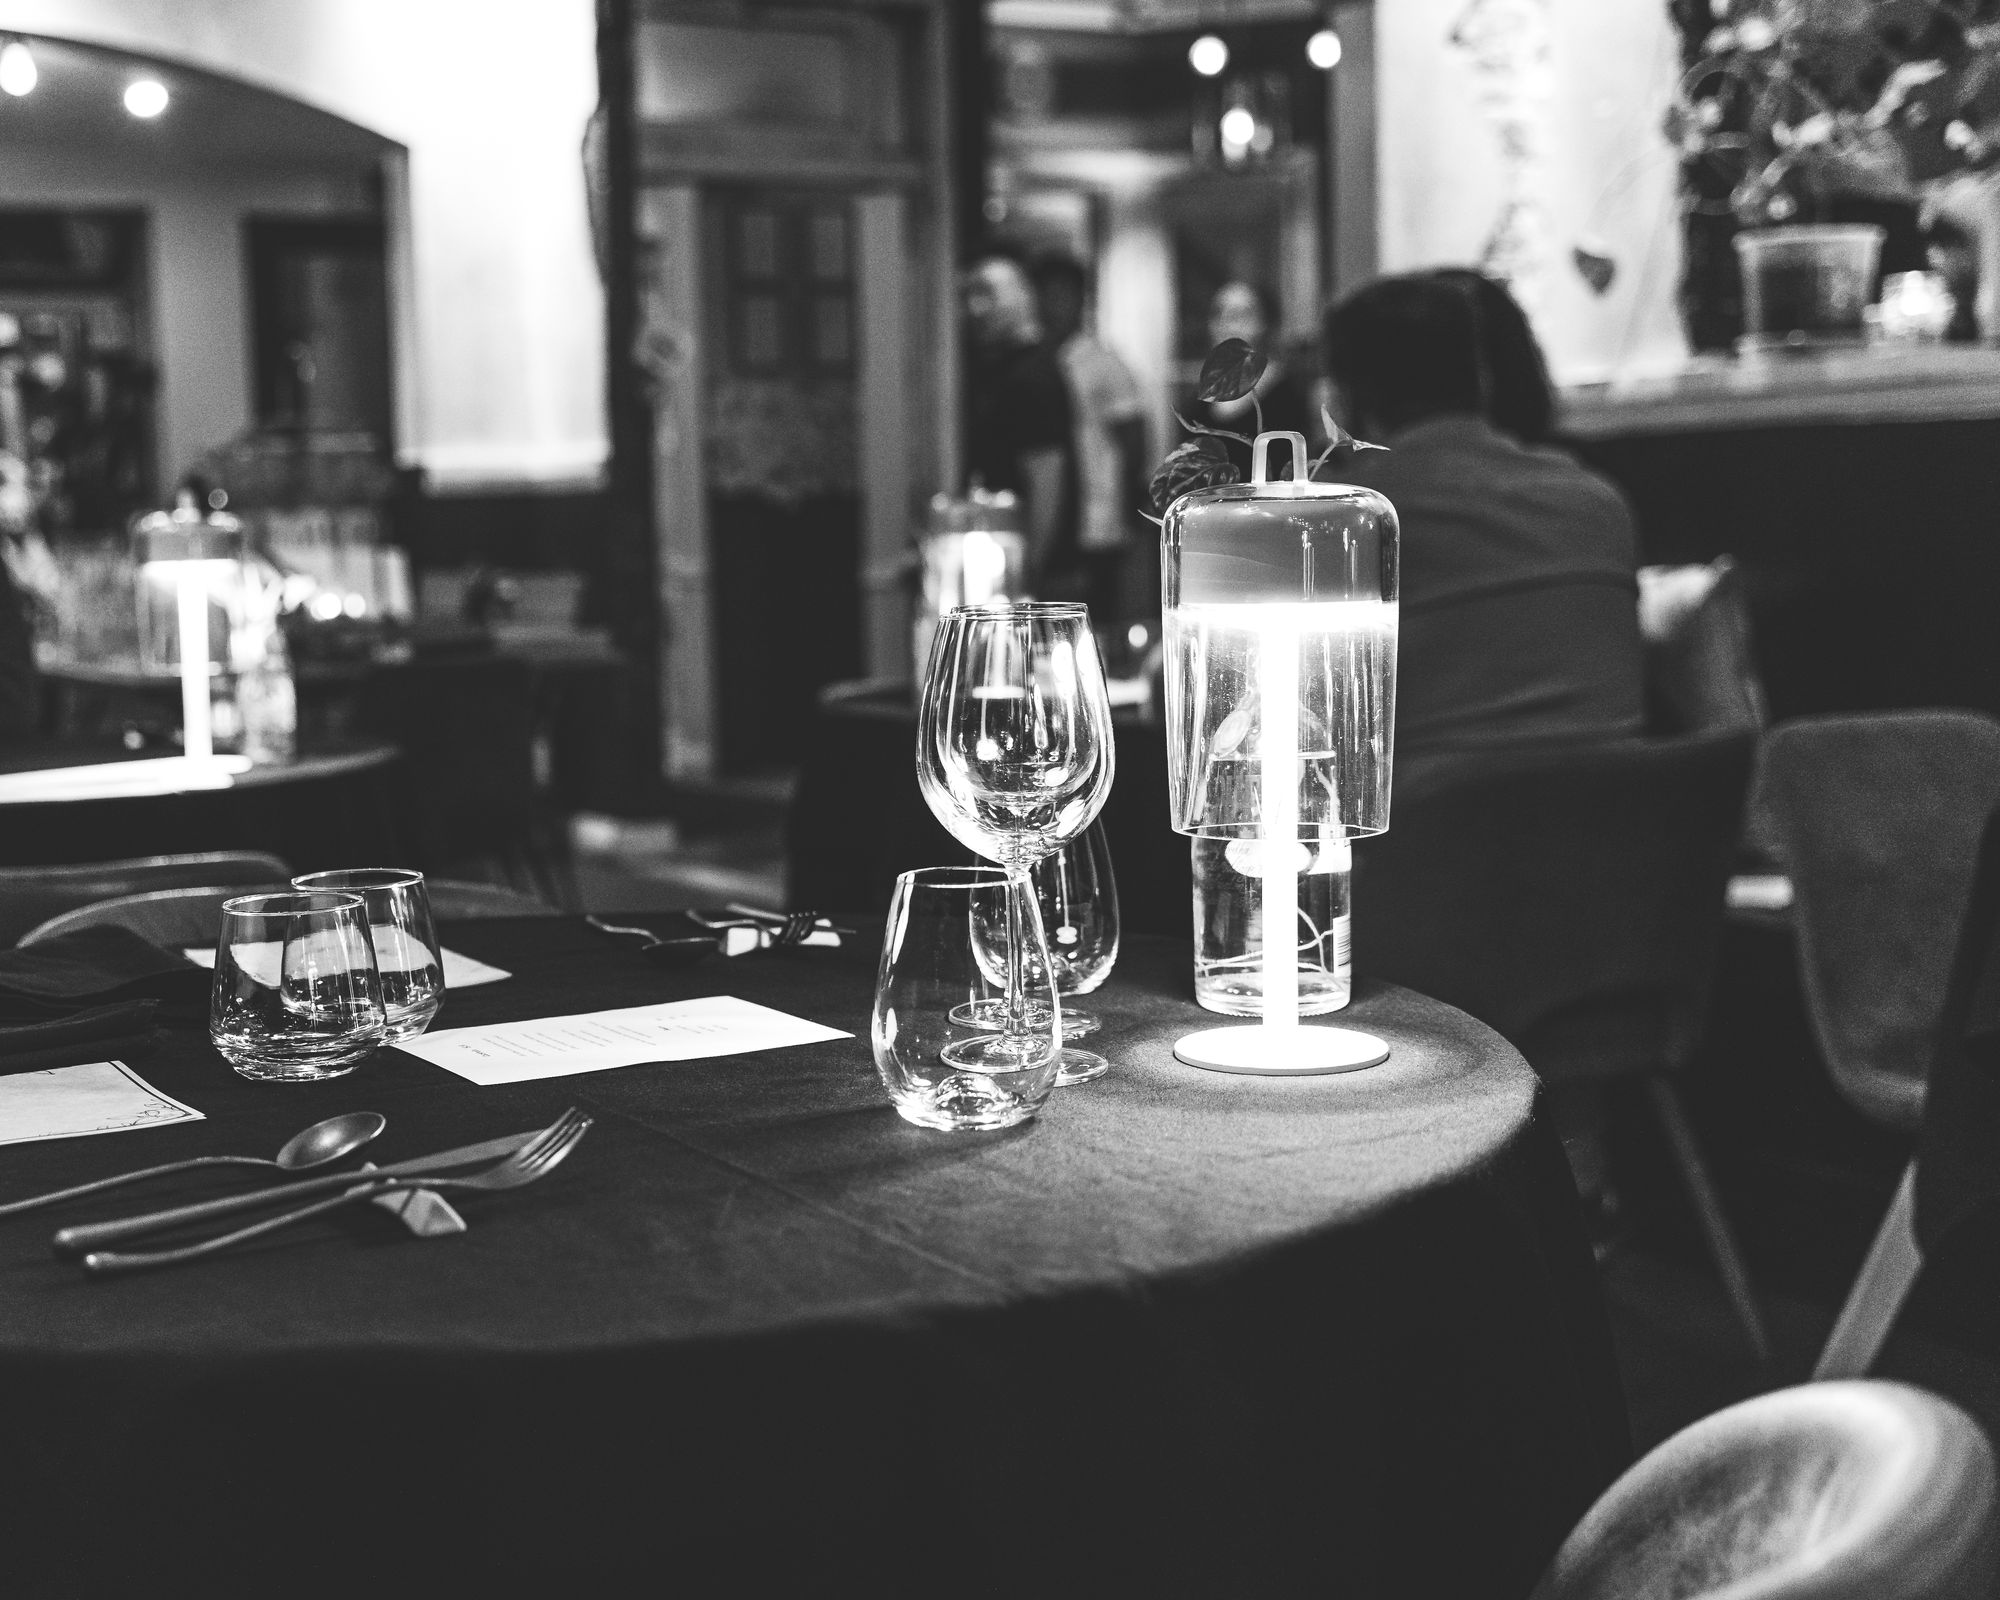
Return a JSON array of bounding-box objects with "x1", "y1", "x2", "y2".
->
[
  {"x1": 969, "y1": 819, "x2": 1120, "y2": 1056},
  {"x1": 916, "y1": 602, "x2": 1115, "y2": 1083}
]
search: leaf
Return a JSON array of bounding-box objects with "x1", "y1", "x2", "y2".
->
[
  {"x1": 1172, "y1": 409, "x2": 1256, "y2": 447},
  {"x1": 1147, "y1": 437, "x2": 1241, "y2": 514},
  {"x1": 1195, "y1": 339, "x2": 1268, "y2": 404},
  {"x1": 1319, "y1": 404, "x2": 1388, "y2": 455}
]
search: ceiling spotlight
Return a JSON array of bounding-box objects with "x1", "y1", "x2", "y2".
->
[
  {"x1": 123, "y1": 78, "x2": 169, "y2": 119},
  {"x1": 1307, "y1": 28, "x2": 1343, "y2": 70},
  {"x1": 1189, "y1": 34, "x2": 1228, "y2": 77},
  {"x1": 1219, "y1": 106, "x2": 1257, "y2": 148},
  {"x1": 0, "y1": 40, "x2": 37, "y2": 98}
]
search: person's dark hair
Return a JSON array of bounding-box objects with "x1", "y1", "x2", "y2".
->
[
  {"x1": 1430, "y1": 269, "x2": 1555, "y2": 444},
  {"x1": 1029, "y1": 251, "x2": 1088, "y2": 297},
  {"x1": 1322, "y1": 274, "x2": 1485, "y2": 435},
  {"x1": 1321, "y1": 270, "x2": 1555, "y2": 443}
]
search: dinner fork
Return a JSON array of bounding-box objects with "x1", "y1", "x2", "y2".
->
[{"x1": 80, "y1": 1109, "x2": 593, "y2": 1276}]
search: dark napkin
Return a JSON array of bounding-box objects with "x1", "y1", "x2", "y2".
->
[{"x1": 0, "y1": 927, "x2": 210, "y2": 1028}]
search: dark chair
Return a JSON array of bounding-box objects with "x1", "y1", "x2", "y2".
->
[
  {"x1": 1353, "y1": 730, "x2": 1765, "y2": 1357},
  {"x1": 357, "y1": 656, "x2": 575, "y2": 907},
  {"x1": 426, "y1": 879, "x2": 561, "y2": 920},
  {"x1": 1532, "y1": 1381, "x2": 1997, "y2": 1600},
  {"x1": 1752, "y1": 712, "x2": 2000, "y2": 1378},
  {"x1": 19, "y1": 885, "x2": 263, "y2": 950},
  {"x1": 0, "y1": 852, "x2": 290, "y2": 948}
]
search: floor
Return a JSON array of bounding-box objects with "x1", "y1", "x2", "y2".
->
[{"x1": 553, "y1": 806, "x2": 2000, "y2": 1463}]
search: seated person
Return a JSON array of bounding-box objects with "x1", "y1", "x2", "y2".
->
[{"x1": 1322, "y1": 270, "x2": 1644, "y2": 767}]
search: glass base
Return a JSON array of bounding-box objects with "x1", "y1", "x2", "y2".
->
[
  {"x1": 890, "y1": 1076, "x2": 1044, "y2": 1131},
  {"x1": 949, "y1": 999, "x2": 1099, "y2": 1040},
  {"x1": 1194, "y1": 968, "x2": 1350, "y2": 1018},
  {"x1": 226, "y1": 1054, "x2": 366, "y2": 1083},
  {"x1": 215, "y1": 1034, "x2": 380, "y2": 1082},
  {"x1": 1054, "y1": 1047, "x2": 1108, "y2": 1086}
]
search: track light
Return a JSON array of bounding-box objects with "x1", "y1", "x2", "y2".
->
[{"x1": 0, "y1": 40, "x2": 37, "y2": 98}]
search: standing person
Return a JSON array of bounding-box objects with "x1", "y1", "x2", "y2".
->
[
  {"x1": 1198, "y1": 280, "x2": 1315, "y2": 472},
  {"x1": 1030, "y1": 251, "x2": 1145, "y2": 619},
  {"x1": 962, "y1": 248, "x2": 1073, "y2": 586}
]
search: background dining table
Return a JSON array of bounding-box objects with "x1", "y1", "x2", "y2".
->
[
  {"x1": 0, "y1": 916, "x2": 1627, "y2": 1599},
  {"x1": 0, "y1": 741, "x2": 404, "y2": 871}
]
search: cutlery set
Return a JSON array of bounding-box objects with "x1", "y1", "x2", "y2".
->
[
  {"x1": 0, "y1": 1107, "x2": 592, "y2": 1276},
  {"x1": 586, "y1": 906, "x2": 851, "y2": 967}
]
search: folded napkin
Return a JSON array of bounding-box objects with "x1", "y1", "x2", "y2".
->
[{"x1": 0, "y1": 929, "x2": 211, "y2": 1073}]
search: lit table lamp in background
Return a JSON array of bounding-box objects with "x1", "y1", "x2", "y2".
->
[
  {"x1": 913, "y1": 486, "x2": 1028, "y2": 681},
  {"x1": 134, "y1": 492, "x2": 250, "y2": 766},
  {"x1": 1162, "y1": 433, "x2": 1399, "y2": 1074}
]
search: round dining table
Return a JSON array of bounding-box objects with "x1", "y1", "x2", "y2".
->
[
  {"x1": 0, "y1": 918, "x2": 1627, "y2": 1599},
  {"x1": 0, "y1": 741, "x2": 404, "y2": 871}
]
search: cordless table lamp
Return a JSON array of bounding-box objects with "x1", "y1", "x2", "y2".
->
[
  {"x1": 134, "y1": 492, "x2": 249, "y2": 765},
  {"x1": 1162, "y1": 433, "x2": 1399, "y2": 1074}
]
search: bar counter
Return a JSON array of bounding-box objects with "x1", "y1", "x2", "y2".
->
[{"x1": 1562, "y1": 346, "x2": 2000, "y2": 722}]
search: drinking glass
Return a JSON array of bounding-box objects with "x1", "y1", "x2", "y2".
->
[
  {"x1": 292, "y1": 867, "x2": 443, "y2": 1043},
  {"x1": 967, "y1": 820, "x2": 1119, "y2": 1056},
  {"x1": 872, "y1": 867, "x2": 1061, "y2": 1131},
  {"x1": 210, "y1": 891, "x2": 387, "y2": 1081},
  {"x1": 916, "y1": 602, "x2": 1115, "y2": 1084}
]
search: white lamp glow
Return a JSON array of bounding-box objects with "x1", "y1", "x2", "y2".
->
[
  {"x1": 0, "y1": 40, "x2": 37, "y2": 98},
  {"x1": 1189, "y1": 34, "x2": 1229, "y2": 77},
  {"x1": 123, "y1": 78, "x2": 168, "y2": 118},
  {"x1": 1307, "y1": 28, "x2": 1343, "y2": 69}
]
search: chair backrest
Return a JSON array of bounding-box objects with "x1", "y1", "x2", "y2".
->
[
  {"x1": 19, "y1": 885, "x2": 264, "y2": 951},
  {"x1": 425, "y1": 878, "x2": 560, "y2": 920},
  {"x1": 1532, "y1": 1381, "x2": 1997, "y2": 1600},
  {"x1": 1757, "y1": 711, "x2": 2000, "y2": 1133},
  {"x1": 0, "y1": 852, "x2": 291, "y2": 949},
  {"x1": 1353, "y1": 731, "x2": 1754, "y2": 1079},
  {"x1": 1639, "y1": 556, "x2": 1770, "y2": 737}
]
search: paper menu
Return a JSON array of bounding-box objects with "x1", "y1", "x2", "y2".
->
[
  {"x1": 185, "y1": 945, "x2": 511, "y2": 988},
  {"x1": 391, "y1": 995, "x2": 851, "y2": 1086},
  {"x1": 0, "y1": 1061, "x2": 203, "y2": 1147}
]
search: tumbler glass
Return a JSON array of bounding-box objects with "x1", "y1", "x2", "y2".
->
[
  {"x1": 872, "y1": 867, "x2": 1062, "y2": 1131},
  {"x1": 292, "y1": 867, "x2": 443, "y2": 1043},
  {"x1": 210, "y1": 891, "x2": 387, "y2": 1081}
]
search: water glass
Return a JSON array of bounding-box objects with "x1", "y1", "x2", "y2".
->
[
  {"x1": 292, "y1": 867, "x2": 443, "y2": 1043},
  {"x1": 872, "y1": 867, "x2": 1062, "y2": 1132},
  {"x1": 210, "y1": 891, "x2": 387, "y2": 1081}
]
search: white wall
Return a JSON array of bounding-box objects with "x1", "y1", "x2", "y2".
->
[
  {"x1": 1376, "y1": 0, "x2": 1687, "y2": 385},
  {"x1": 0, "y1": 146, "x2": 371, "y2": 484},
  {"x1": 0, "y1": 0, "x2": 607, "y2": 490}
]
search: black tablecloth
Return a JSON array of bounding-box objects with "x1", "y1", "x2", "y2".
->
[
  {"x1": 0, "y1": 742, "x2": 404, "y2": 871},
  {"x1": 0, "y1": 920, "x2": 1625, "y2": 1599}
]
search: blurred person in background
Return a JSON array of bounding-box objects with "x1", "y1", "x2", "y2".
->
[
  {"x1": 1030, "y1": 251, "x2": 1145, "y2": 619},
  {"x1": 1198, "y1": 280, "x2": 1316, "y2": 471},
  {"x1": 962, "y1": 247, "x2": 1073, "y2": 585},
  {"x1": 1322, "y1": 269, "x2": 1643, "y2": 765}
]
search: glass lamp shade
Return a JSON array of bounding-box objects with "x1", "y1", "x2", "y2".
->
[
  {"x1": 133, "y1": 508, "x2": 249, "y2": 677},
  {"x1": 1162, "y1": 436, "x2": 1399, "y2": 844}
]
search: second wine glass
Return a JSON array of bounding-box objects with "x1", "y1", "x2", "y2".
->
[{"x1": 916, "y1": 602, "x2": 1115, "y2": 1084}]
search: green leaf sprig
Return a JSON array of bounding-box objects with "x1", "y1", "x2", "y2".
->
[{"x1": 1141, "y1": 341, "x2": 1386, "y2": 521}]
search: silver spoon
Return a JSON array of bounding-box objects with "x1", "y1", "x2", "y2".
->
[{"x1": 0, "y1": 1111, "x2": 387, "y2": 1219}]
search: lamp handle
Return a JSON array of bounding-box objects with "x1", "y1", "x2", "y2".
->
[{"x1": 1250, "y1": 431, "x2": 1310, "y2": 485}]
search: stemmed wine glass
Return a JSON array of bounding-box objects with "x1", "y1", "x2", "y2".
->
[{"x1": 917, "y1": 602, "x2": 1116, "y2": 1085}]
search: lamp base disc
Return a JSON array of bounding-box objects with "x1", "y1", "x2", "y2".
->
[{"x1": 1174, "y1": 1025, "x2": 1389, "y2": 1076}]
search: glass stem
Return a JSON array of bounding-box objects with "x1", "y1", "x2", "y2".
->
[{"x1": 1005, "y1": 864, "x2": 1031, "y2": 1039}]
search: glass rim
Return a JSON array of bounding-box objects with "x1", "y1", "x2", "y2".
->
[
  {"x1": 894, "y1": 865, "x2": 1012, "y2": 893},
  {"x1": 222, "y1": 889, "x2": 367, "y2": 919},
  {"x1": 291, "y1": 867, "x2": 425, "y2": 892},
  {"x1": 943, "y1": 601, "x2": 1088, "y2": 621}
]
